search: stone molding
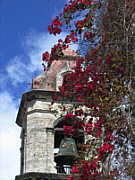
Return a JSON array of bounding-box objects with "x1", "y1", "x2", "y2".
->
[
  {"x1": 16, "y1": 90, "x2": 77, "y2": 127},
  {"x1": 46, "y1": 127, "x2": 54, "y2": 133},
  {"x1": 16, "y1": 90, "x2": 59, "y2": 127},
  {"x1": 26, "y1": 109, "x2": 58, "y2": 115},
  {"x1": 15, "y1": 172, "x2": 69, "y2": 180}
]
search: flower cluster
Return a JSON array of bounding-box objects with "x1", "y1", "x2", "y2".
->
[
  {"x1": 43, "y1": 39, "x2": 68, "y2": 63},
  {"x1": 64, "y1": 32, "x2": 78, "y2": 44},
  {"x1": 42, "y1": 51, "x2": 49, "y2": 61},
  {"x1": 71, "y1": 165, "x2": 80, "y2": 175},
  {"x1": 75, "y1": 17, "x2": 93, "y2": 30},
  {"x1": 98, "y1": 142, "x2": 114, "y2": 160},
  {"x1": 65, "y1": 113, "x2": 76, "y2": 121},
  {"x1": 44, "y1": 0, "x2": 132, "y2": 179},
  {"x1": 63, "y1": 0, "x2": 92, "y2": 15},
  {"x1": 85, "y1": 123, "x2": 93, "y2": 135},
  {"x1": 48, "y1": 16, "x2": 62, "y2": 35},
  {"x1": 80, "y1": 160, "x2": 99, "y2": 180},
  {"x1": 63, "y1": 125, "x2": 73, "y2": 136}
]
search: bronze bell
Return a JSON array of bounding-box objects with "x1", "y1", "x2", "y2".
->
[{"x1": 54, "y1": 138, "x2": 79, "y2": 165}]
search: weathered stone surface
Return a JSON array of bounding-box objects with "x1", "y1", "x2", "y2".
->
[
  {"x1": 15, "y1": 172, "x2": 70, "y2": 180},
  {"x1": 15, "y1": 56, "x2": 78, "y2": 178},
  {"x1": 16, "y1": 89, "x2": 75, "y2": 175},
  {"x1": 32, "y1": 47, "x2": 77, "y2": 91}
]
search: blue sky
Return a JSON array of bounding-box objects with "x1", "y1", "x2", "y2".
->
[{"x1": 0, "y1": 1, "x2": 71, "y2": 179}]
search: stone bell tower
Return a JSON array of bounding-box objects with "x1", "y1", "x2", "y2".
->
[{"x1": 15, "y1": 47, "x2": 84, "y2": 180}]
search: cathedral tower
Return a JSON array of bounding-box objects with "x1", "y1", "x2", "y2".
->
[{"x1": 15, "y1": 47, "x2": 84, "y2": 180}]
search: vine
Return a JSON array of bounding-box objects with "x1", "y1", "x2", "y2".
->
[{"x1": 42, "y1": 0, "x2": 133, "y2": 179}]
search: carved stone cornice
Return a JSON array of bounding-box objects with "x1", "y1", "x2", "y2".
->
[{"x1": 16, "y1": 90, "x2": 58, "y2": 127}]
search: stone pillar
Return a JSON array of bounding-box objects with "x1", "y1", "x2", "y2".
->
[
  {"x1": 20, "y1": 130, "x2": 26, "y2": 175},
  {"x1": 26, "y1": 112, "x2": 47, "y2": 172},
  {"x1": 23, "y1": 133, "x2": 26, "y2": 173},
  {"x1": 20, "y1": 138, "x2": 24, "y2": 175},
  {"x1": 25, "y1": 99, "x2": 56, "y2": 173},
  {"x1": 46, "y1": 128, "x2": 56, "y2": 173}
]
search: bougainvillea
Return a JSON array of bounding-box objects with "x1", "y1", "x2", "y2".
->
[
  {"x1": 63, "y1": 125, "x2": 73, "y2": 136},
  {"x1": 42, "y1": 0, "x2": 133, "y2": 179}
]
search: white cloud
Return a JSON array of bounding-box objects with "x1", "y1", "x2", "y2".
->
[
  {"x1": 6, "y1": 29, "x2": 78, "y2": 86},
  {"x1": 0, "y1": 129, "x2": 20, "y2": 180},
  {"x1": 22, "y1": 30, "x2": 67, "y2": 72},
  {"x1": 6, "y1": 56, "x2": 30, "y2": 86},
  {"x1": 0, "y1": 92, "x2": 20, "y2": 180}
]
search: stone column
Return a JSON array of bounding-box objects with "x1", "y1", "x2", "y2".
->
[
  {"x1": 23, "y1": 133, "x2": 26, "y2": 173},
  {"x1": 26, "y1": 111, "x2": 47, "y2": 172},
  {"x1": 46, "y1": 128, "x2": 57, "y2": 173},
  {"x1": 24, "y1": 99, "x2": 57, "y2": 173}
]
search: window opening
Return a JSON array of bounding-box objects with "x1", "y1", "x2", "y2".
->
[{"x1": 54, "y1": 118, "x2": 84, "y2": 174}]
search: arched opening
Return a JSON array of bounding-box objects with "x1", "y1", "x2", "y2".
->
[
  {"x1": 63, "y1": 74, "x2": 68, "y2": 84},
  {"x1": 54, "y1": 118, "x2": 84, "y2": 174},
  {"x1": 61, "y1": 70, "x2": 73, "y2": 84}
]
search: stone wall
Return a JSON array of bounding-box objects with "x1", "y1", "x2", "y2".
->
[
  {"x1": 25, "y1": 99, "x2": 57, "y2": 173},
  {"x1": 16, "y1": 91, "x2": 74, "y2": 174}
]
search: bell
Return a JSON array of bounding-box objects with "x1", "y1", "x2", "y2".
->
[{"x1": 54, "y1": 138, "x2": 79, "y2": 165}]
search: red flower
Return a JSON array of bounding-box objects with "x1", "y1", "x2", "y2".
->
[
  {"x1": 126, "y1": 3, "x2": 130, "y2": 9},
  {"x1": 111, "y1": 171, "x2": 115, "y2": 174},
  {"x1": 58, "y1": 39, "x2": 63, "y2": 43},
  {"x1": 65, "y1": 113, "x2": 75, "y2": 121},
  {"x1": 71, "y1": 166, "x2": 80, "y2": 175},
  {"x1": 69, "y1": 176, "x2": 75, "y2": 180},
  {"x1": 52, "y1": 16, "x2": 62, "y2": 26},
  {"x1": 85, "y1": 123, "x2": 93, "y2": 134},
  {"x1": 42, "y1": 51, "x2": 49, "y2": 61},
  {"x1": 78, "y1": 96, "x2": 84, "y2": 102},
  {"x1": 98, "y1": 142, "x2": 114, "y2": 159},
  {"x1": 48, "y1": 16, "x2": 62, "y2": 36},
  {"x1": 107, "y1": 56, "x2": 111, "y2": 61},
  {"x1": 63, "y1": 125, "x2": 73, "y2": 136},
  {"x1": 53, "y1": 93, "x2": 57, "y2": 101}
]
